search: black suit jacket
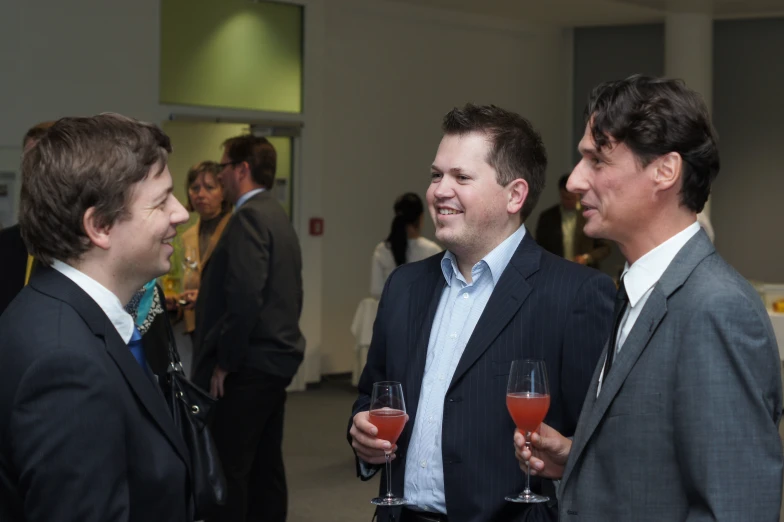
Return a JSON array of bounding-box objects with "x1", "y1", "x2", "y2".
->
[
  {"x1": 350, "y1": 232, "x2": 615, "y2": 522},
  {"x1": 0, "y1": 225, "x2": 28, "y2": 316},
  {"x1": 192, "y1": 191, "x2": 304, "y2": 388},
  {"x1": 0, "y1": 267, "x2": 192, "y2": 522},
  {"x1": 535, "y1": 205, "x2": 611, "y2": 268}
]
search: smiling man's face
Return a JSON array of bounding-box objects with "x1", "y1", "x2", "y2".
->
[{"x1": 427, "y1": 131, "x2": 517, "y2": 263}]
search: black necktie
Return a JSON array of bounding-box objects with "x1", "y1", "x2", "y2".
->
[{"x1": 604, "y1": 279, "x2": 628, "y2": 377}]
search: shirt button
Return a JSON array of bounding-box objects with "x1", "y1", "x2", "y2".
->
[
  {"x1": 429, "y1": 416, "x2": 434, "y2": 422},
  {"x1": 463, "y1": 293, "x2": 469, "y2": 299},
  {"x1": 420, "y1": 460, "x2": 427, "y2": 468}
]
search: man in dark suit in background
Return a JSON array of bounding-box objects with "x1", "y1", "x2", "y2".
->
[
  {"x1": 349, "y1": 104, "x2": 615, "y2": 522},
  {"x1": 535, "y1": 173, "x2": 611, "y2": 269},
  {"x1": 192, "y1": 135, "x2": 305, "y2": 522},
  {"x1": 0, "y1": 121, "x2": 54, "y2": 316},
  {"x1": 518, "y1": 75, "x2": 782, "y2": 521},
  {"x1": 0, "y1": 114, "x2": 192, "y2": 521}
]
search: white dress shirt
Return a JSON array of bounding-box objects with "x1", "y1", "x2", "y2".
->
[
  {"x1": 51, "y1": 259, "x2": 135, "y2": 343},
  {"x1": 370, "y1": 237, "x2": 442, "y2": 299},
  {"x1": 597, "y1": 221, "x2": 700, "y2": 394}
]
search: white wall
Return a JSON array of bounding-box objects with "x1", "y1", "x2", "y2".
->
[
  {"x1": 0, "y1": 0, "x2": 165, "y2": 218},
  {"x1": 0, "y1": 0, "x2": 574, "y2": 378},
  {"x1": 320, "y1": 0, "x2": 574, "y2": 373}
]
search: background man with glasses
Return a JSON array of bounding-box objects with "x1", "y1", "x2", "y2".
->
[{"x1": 193, "y1": 135, "x2": 305, "y2": 522}]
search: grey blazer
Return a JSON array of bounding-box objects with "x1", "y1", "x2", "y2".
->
[{"x1": 559, "y1": 230, "x2": 783, "y2": 521}]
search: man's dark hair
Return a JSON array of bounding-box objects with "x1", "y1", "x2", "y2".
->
[
  {"x1": 222, "y1": 135, "x2": 277, "y2": 190},
  {"x1": 584, "y1": 74, "x2": 719, "y2": 213},
  {"x1": 442, "y1": 104, "x2": 547, "y2": 220}
]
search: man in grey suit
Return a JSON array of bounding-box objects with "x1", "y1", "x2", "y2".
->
[
  {"x1": 516, "y1": 75, "x2": 783, "y2": 520},
  {"x1": 192, "y1": 135, "x2": 305, "y2": 522}
]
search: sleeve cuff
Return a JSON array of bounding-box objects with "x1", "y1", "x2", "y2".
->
[{"x1": 359, "y1": 459, "x2": 380, "y2": 480}]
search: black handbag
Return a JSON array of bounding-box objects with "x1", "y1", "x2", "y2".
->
[{"x1": 163, "y1": 315, "x2": 227, "y2": 519}]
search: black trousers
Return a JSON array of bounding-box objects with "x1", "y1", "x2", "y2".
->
[{"x1": 206, "y1": 369, "x2": 292, "y2": 522}]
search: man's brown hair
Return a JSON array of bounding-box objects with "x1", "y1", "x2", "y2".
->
[
  {"x1": 22, "y1": 121, "x2": 55, "y2": 150},
  {"x1": 19, "y1": 113, "x2": 171, "y2": 265},
  {"x1": 222, "y1": 135, "x2": 277, "y2": 190}
]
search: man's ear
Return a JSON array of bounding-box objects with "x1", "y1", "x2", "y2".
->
[
  {"x1": 653, "y1": 152, "x2": 682, "y2": 192},
  {"x1": 507, "y1": 178, "x2": 529, "y2": 215},
  {"x1": 238, "y1": 160, "x2": 252, "y2": 183},
  {"x1": 83, "y1": 207, "x2": 112, "y2": 251}
]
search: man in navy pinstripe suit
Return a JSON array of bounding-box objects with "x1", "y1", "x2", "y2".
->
[{"x1": 349, "y1": 104, "x2": 615, "y2": 522}]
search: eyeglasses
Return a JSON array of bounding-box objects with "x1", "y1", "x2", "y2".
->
[{"x1": 217, "y1": 160, "x2": 242, "y2": 170}]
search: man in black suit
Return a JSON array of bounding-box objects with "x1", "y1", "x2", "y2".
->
[
  {"x1": 349, "y1": 104, "x2": 615, "y2": 522},
  {"x1": 0, "y1": 114, "x2": 192, "y2": 521},
  {"x1": 0, "y1": 121, "x2": 54, "y2": 316},
  {"x1": 192, "y1": 135, "x2": 305, "y2": 522},
  {"x1": 535, "y1": 173, "x2": 611, "y2": 269}
]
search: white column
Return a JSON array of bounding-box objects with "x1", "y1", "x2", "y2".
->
[{"x1": 665, "y1": 9, "x2": 714, "y2": 221}]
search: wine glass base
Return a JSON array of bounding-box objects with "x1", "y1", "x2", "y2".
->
[
  {"x1": 505, "y1": 492, "x2": 550, "y2": 504},
  {"x1": 371, "y1": 496, "x2": 408, "y2": 506}
]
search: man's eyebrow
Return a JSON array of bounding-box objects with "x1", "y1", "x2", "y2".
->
[
  {"x1": 431, "y1": 166, "x2": 470, "y2": 175},
  {"x1": 154, "y1": 185, "x2": 173, "y2": 204}
]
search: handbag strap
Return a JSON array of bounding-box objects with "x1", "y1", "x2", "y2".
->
[{"x1": 160, "y1": 286, "x2": 185, "y2": 373}]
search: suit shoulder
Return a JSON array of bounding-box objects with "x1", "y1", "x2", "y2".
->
[
  {"x1": 685, "y1": 253, "x2": 766, "y2": 313},
  {"x1": 386, "y1": 252, "x2": 443, "y2": 285},
  {"x1": 539, "y1": 247, "x2": 613, "y2": 283},
  {"x1": 0, "y1": 287, "x2": 95, "y2": 355}
]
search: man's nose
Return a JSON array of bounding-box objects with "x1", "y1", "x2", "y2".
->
[{"x1": 567, "y1": 163, "x2": 587, "y2": 193}]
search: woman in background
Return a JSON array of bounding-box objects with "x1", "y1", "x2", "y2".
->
[
  {"x1": 370, "y1": 192, "x2": 441, "y2": 299},
  {"x1": 178, "y1": 161, "x2": 232, "y2": 336}
]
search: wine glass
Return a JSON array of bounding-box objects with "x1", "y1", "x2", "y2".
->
[
  {"x1": 369, "y1": 381, "x2": 408, "y2": 506},
  {"x1": 505, "y1": 359, "x2": 551, "y2": 503}
]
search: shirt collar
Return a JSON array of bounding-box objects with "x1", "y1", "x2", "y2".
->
[
  {"x1": 51, "y1": 259, "x2": 135, "y2": 343},
  {"x1": 440, "y1": 225, "x2": 526, "y2": 286},
  {"x1": 621, "y1": 221, "x2": 701, "y2": 308},
  {"x1": 235, "y1": 188, "x2": 266, "y2": 210}
]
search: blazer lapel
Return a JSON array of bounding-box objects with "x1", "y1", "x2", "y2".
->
[
  {"x1": 31, "y1": 268, "x2": 191, "y2": 467},
  {"x1": 104, "y1": 330, "x2": 191, "y2": 465},
  {"x1": 448, "y1": 233, "x2": 540, "y2": 391},
  {"x1": 561, "y1": 291, "x2": 668, "y2": 487},
  {"x1": 561, "y1": 229, "x2": 716, "y2": 489},
  {"x1": 399, "y1": 260, "x2": 445, "y2": 448}
]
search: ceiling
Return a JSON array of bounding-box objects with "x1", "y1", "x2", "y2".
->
[{"x1": 385, "y1": 0, "x2": 784, "y2": 27}]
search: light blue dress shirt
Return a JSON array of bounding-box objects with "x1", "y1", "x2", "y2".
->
[
  {"x1": 234, "y1": 187, "x2": 266, "y2": 210},
  {"x1": 403, "y1": 225, "x2": 526, "y2": 514}
]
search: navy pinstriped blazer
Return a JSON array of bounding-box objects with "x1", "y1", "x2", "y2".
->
[{"x1": 351, "y1": 231, "x2": 615, "y2": 522}]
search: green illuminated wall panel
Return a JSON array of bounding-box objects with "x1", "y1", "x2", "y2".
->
[{"x1": 161, "y1": 0, "x2": 303, "y2": 113}]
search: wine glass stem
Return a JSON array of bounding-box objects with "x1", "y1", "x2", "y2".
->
[
  {"x1": 524, "y1": 437, "x2": 533, "y2": 495},
  {"x1": 384, "y1": 452, "x2": 393, "y2": 498}
]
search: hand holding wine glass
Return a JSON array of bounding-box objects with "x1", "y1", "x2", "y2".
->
[
  {"x1": 513, "y1": 422, "x2": 571, "y2": 480},
  {"x1": 368, "y1": 381, "x2": 408, "y2": 506},
  {"x1": 506, "y1": 359, "x2": 551, "y2": 503}
]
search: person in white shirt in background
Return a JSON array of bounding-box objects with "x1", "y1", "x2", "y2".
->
[{"x1": 370, "y1": 192, "x2": 441, "y2": 299}]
